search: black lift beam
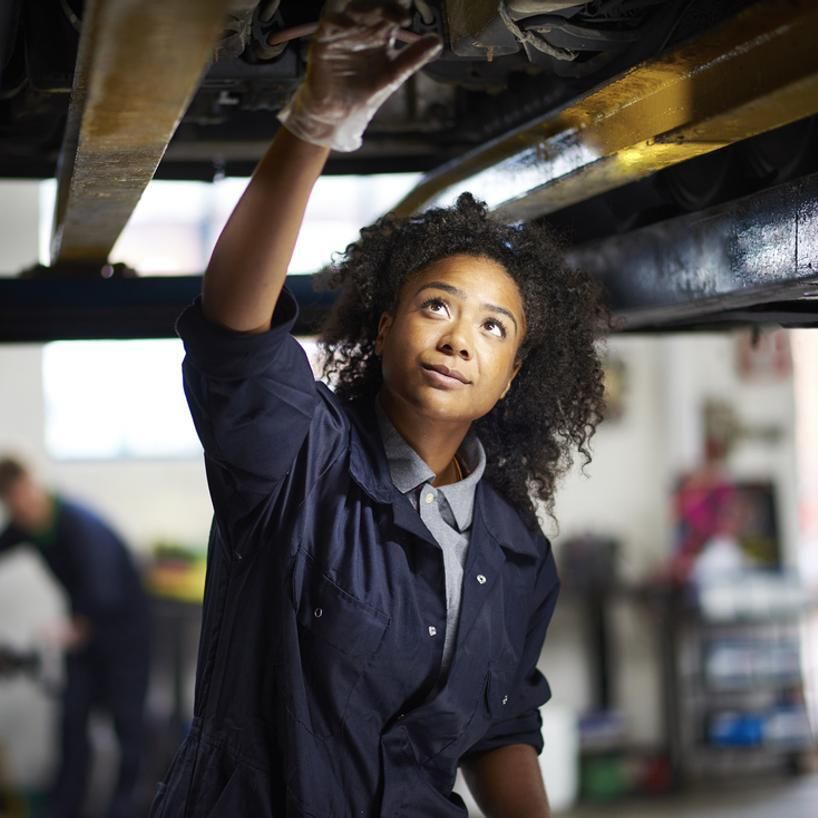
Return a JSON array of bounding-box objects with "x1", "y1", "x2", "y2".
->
[
  {"x1": 3, "y1": 170, "x2": 818, "y2": 342},
  {"x1": 0, "y1": 275, "x2": 332, "y2": 343},
  {"x1": 570, "y1": 170, "x2": 818, "y2": 331}
]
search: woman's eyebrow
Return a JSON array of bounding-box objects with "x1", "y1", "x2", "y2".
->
[
  {"x1": 414, "y1": 281, "x2": 519, "y2": 334},
  {"x1": 483, "y1": 302, "x2": 519, "y2": 334},
  {"x1": 414, "y1": 281, "x2": 464, "y2": 300}
]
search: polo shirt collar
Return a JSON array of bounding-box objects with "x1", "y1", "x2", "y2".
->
[
  {"x1": 343, "y1": 392, "x2": 541, "y2": 560},
  {"x1": 374, "y1": 398, "x2": 486, "y2": 532}
]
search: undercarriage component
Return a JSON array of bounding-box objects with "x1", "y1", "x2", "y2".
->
[
  {"x1": 2, "y1": 0, "x2": 817, "y2": 339},
  {"x1": 499, "y1": 0, "x2": 674, "y2": 78},
  {"x1": 0, "y1": 1, "x2": 757, "y2": 181},
  {"x1": 569, "y1": 171, "x2": 818, "y2": 330},
  {"x1": 394, "y1": 0, "x2": 818, "y2": 223},
  {"x1": 50, "y1": 0, "x2": 234, "y2": 266},
  {"x1": 445, "y1": 0, "x2": 520, "y2": 58}
]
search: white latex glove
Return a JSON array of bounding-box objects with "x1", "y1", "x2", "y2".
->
[{"x1": 278, "y1": 1, "x2": 442, "y2": 152}]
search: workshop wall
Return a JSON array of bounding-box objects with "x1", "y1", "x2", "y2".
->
[{"x1": 541, "y1": 328, "x2": 799, "y2": 748}]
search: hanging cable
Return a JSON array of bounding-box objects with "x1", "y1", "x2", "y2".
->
[
  {"x1": 59, "y1": 0, "x2": 82, "y2": 33},
  {"x1": 498, "y1": 1, "x2": 577, "y2": 61},
  {"x1": 267, "y1": 21, "x2": 422, "y2": 47}
]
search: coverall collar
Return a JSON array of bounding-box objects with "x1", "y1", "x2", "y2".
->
[{"x1": 343, "y1": 394, "x2": 541, "y2": 560}]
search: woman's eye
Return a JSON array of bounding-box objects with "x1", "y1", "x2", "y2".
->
[
  {"x1": 484, "y1": 318, "x2": 507, "y2": 338},
  {"x1": 421, "y1": 297, "x2": 448, "y2": 315}
]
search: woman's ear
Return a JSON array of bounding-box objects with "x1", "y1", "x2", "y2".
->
[
  {"x1": 374, "y1": 312, "x2": 394, "y2": 356},
  {"x1": 500, "y1": 359, "x2": 523, "y2": 400}
]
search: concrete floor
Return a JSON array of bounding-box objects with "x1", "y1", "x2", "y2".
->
[{"x1": 560, "y1": 774, "x2": 818, "y2": 818}]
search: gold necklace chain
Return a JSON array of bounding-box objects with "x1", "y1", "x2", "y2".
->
[{"x1": 452, "y1": 454, "x2": 464, "y2": 483}]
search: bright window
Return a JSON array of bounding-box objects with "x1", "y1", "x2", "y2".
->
[
  {"x1": 43, "y1": 340, "x2": 200, "y2": 460},
  {"x1": 42, "y1": 337, "x2": 323, "y2": 460},
  {"x1": 38, "y1": 173, "x2": 422, "y2": 274}
]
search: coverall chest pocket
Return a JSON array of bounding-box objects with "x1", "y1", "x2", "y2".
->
[{"x1": 290, "y1": 553, "x2": 389, "y2": 738}]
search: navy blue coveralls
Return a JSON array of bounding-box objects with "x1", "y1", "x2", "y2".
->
[
  {"x1": 151, "y1": 290, "x2": 560, "y2": 818},
  {"x1": 0, "y1": 497, "x2": 150, "y2": 818}
]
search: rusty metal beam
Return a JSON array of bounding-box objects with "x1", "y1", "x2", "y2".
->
[
  {"x1": 51, "y1": 0, "x2": 233, "y2": 266},
  {"x1": 394, "y1": 0, "x2": 818, "y2": 221}
]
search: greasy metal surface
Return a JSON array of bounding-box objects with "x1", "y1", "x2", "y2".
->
[
  {"x1": 51, "y1": 0, "x2": 233, "y2": 265},
  {"x1": 445, "y1": 0, "x2": 506, "y2": 56},
  {"x1": 395, "y1": 0, "x2": 818, "y2": 221},
  {"x1": 568, "y1": 171, "x2": 818, "y2": 330},
  {"x1": 446, "y1": 0, "x2": 492, "y2": 39}
]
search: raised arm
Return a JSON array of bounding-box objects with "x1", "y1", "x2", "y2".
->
[
  {"x1": 201, "y1": 1, "x2": 442, "y2": 333},
  {"x1": 202, "y1": 132, "x2": 329, "y2": 333}
]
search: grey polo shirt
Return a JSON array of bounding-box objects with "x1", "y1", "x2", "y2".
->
[{"x1": 375, "y1": 402, "x2": 486, "y2": 674}]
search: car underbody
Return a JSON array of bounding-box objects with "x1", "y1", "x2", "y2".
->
[{"x1": 1, "y1": 0, "x2": 817, "y2": 338}]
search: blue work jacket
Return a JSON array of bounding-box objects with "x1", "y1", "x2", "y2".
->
[{"x1": 150, "y1": 290, "x2": 560, "y2": 818}]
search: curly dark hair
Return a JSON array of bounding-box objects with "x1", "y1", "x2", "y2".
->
[{"x1": 319, "y1": 193, "x2": 607, "y2": 527}]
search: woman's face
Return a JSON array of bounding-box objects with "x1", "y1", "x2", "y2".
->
[{"x1": 375, "y1": 253, "x2": 526, "y2": 425}]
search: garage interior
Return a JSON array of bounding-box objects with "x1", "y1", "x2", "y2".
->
[{"x1": 1, "y1": 1, "x2": 817, "y2": 816}]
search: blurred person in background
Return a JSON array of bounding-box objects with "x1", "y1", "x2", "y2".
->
[
  {"x1": 0, "y1": 457, "x2": 150, "y2": 818},
  {"x1": 670, "y1": 431, "x2": 753, "y2": 586}
]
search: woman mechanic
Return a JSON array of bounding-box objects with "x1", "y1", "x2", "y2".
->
[{"x1": 151, "y1": 2, "x2": 606, "y2": 816}]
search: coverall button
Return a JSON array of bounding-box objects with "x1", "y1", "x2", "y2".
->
[
  {"x1": 428, "y1": 625, "x2": 437, "y2": 637},
  {"x1": 476, "y1": 574, "x2": 486, "y2": 584},
  {"x1": 314, "y1": 607, "x2": 323, "y2": 618}
]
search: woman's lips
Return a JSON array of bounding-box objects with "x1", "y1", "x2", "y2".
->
[{"x1": 421, "y1": 363, "x2": 471, "y2": 389}]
